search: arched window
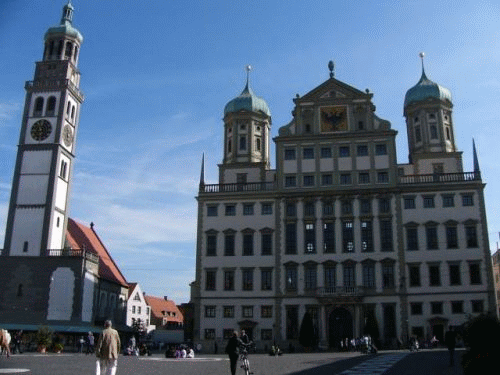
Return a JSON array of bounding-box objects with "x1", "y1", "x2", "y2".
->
[
  {"x1": 34, "y1": 97, "x2": 44, "y2": 116},
  {"x1": 71, "y1": 105, "x2": 75, "y2": 120},
  {"x1": 65, "y1": 42, "x2": 72, "y2": 59},
  {"x1": 73, "y1": 46, "x2": 79, "y2": 63},
  {"x1": 57, "y1": 40, "x2": 64, "y2": 58},
  {"x1": 46, "y1": 96, "x2": 57, "y2": 116},
  {"x1": 66, "y1": 101, "x2": 71, "y2": 115},
  {"x1": 48, "y1": 40, "x2": 55, "y2": 58}
]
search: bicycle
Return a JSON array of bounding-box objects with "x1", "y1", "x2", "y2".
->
[{"x1": 240, "y1": 344, "x2": 254, "y2": 375}]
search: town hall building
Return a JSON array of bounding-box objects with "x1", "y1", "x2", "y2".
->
[{"x1": 191, "y1": 60, "x2": 496, "y2": 350}]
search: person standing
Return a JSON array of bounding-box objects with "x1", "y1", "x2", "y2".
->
[
  {"x1": 96, "y1": 320, "x2": 121, "y2": 375},
  {"x1": 445, "y1": 327, "x2": 456, "y2": 367},
  {"x1": 87, "y1": 332, "x2": 95, "y2": 354},
  {"x1": 225, "y1": 331, "x2": 242, "y2": 375}
]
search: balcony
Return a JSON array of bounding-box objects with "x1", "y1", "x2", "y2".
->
[
  {"x1": 46, "y1": 248, "x2": 99, "y2": 264},
  {"x1": 200, "y1": 181, "x2": 276, "y2": 194},
  {"x1": 398, "y1": 171, "x2": 481, "y2": 185}
]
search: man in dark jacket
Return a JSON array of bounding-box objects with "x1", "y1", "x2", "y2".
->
[
  {"x1": 225, "y1": 331, "x2": 242, "y2": 375},
  {"x1": 445, "y1": 327, "x2": 456, "y2": 366}
]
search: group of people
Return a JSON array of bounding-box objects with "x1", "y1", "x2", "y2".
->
[
  {"x1": 339, "y1": 336, "x2": 377, "y2": 353},
  {"x1": 174, "y1": 346, "x2": 195, "y2": 359}
]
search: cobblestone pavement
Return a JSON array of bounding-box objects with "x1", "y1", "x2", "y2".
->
[{"x1": 0, "y1": 349, "x2": 464, "y2": 375}]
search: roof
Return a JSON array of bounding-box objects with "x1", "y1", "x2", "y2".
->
[
  {"x1": 404, "y1": 70, "x2": 452, "y2": 108},
  {"x1": 224, "y1": 78, "x2": 271, "y2": 117},
  {"x1": 144, "y1": 295, "x2": 184, "y2": 324},
  {"x1": 128, "y1": 283, "x2": 138, "y2": 299},
  {"x1": 66, "y1": 218, "x2": 128, "y2": 287},
  {"x1": 45, "y1": 2, "x2": 83, "y2": 43}
]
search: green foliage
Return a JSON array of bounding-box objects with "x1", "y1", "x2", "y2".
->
[
  {"x1": 36, "y1": 325, "x2": 52, "y2": 347},
  {"x1": 132, "y1": 318, "x2": 147, "y2": 339}
]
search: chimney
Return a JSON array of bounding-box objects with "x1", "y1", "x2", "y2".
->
[{"x1": 164, "y1": 296, "x2": 168, "y2": 301}]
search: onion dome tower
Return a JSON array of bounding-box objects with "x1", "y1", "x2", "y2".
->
[
  {"x1": 3, "y1": 1, "x2": 84, "y2": 255},
  {"x1": 404, "y1": 53, "x2": 459, "y2": 168},
  {"x1": 220, "y1": 66, "x2": 272, "y2": 183}
]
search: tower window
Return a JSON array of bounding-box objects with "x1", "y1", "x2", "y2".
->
[
  {"x1": 71, "y1": 105, "x2": 76, "y2": 120},
  {"x1": 430, "y1": 124, "x2": 438, "y2": 139},
  {"x1": 60, "y1": 160, "x2": 68, "y2": 179},
  {"x1": 239, "y1": 136, "x2": 247, "y2": 150},
  {"x1": 17, "y1": 284, "x2": 23, "y2": 297},
  {"x1": 23, "y1": 241, "x2": 28, "y2": 253},
  {"x1": 34, "y1": 97, "x2": 44, "y2": 116},
  {"x1": 46, "y1": 96, "x2": 57, "y2": 116},
  {"x1": 445, "y1": 127, "x2": 451, "y2": 140},
  {"x1": 256, "y1": 137, "x2": 261, "y2": 151},
  {"x1": 65, "y1": 41, "x2": 72, "y2": 59},
  {"x1": 415, "y1": 126, "x2": 422, "y2": 143}
]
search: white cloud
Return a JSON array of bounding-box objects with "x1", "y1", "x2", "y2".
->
[{"x1": 0, "y1": 102, "x2": 20, "y2": 126}]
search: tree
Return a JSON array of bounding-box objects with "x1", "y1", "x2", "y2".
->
[
  {"x1": 299, "y1": 312, "x2": 318, "y2": 349},
  {"x1": 132, "y1": 318, "x2": 147, "y2": 341}
]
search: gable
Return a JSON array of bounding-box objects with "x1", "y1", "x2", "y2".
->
[{"x1": 298, "y1": 77, "x2": 370, "y2": 103}]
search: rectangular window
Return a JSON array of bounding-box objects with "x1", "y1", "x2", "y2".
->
[
  {"x1": 359, "y1": 172, "x2": 370, "y2": 184},
  {"x1": 323, "y1": 222, "x2": 335, "y2": 253},
  {"x1": 469, "y1": 263, "x2": 481, "y2": 285},
  {"x1": 261, "y1": 203, "x2": 273, "y2": 215},
  {"x1": 321, "y1": 174, "x2": 333, "y2": 185},
  {"x1": 204, "y1": 329, "x2": 215, "y2": 340},
  {"x1": 362, "y1": 263, "x2": 375, "y2": 289},
  {"x1": 431, "y1": 302, "x2": 443, "y2": 315},
  {"x1": 324, "y1": 266, "x2": 336, "y2": 288},
  {"x1": 406, "y1": 227, "x2": 419, "y2": 251},
  {"x1": 357, "y1": 145, "x2": 368, "y2": 156},
  {"x1": 446, "y1": 225, "x2": 458, "y2": 249},
  {"x1": 429, "y1": 265, "x2": 441, "y2": 286},
  {"x1": 243, "y1": 203, "x2": 254, "y2": 216},
  {"x1": 382, "y1": 263, "x2": 395, "y2": 289},
  {"x1": 285, "y1": 223, "x2": 297, "y2": 254},
  {"x1": 466, "y1": 225, "x2": 478, "y2": 248},
  {"x1": 224, "y1": 270, "x2": 235, "y2": 291},
  {"x1": 377, "y1": 171, "x2": 389, "y2": 184},
  {"x1": 379, "y1": 198, "x2": 391, "y2": 214},
  {"x1": 261, "y1": 329, "x2": 273, "y2": 341},
  {"x1": 343, "y1": 264, "x2": 355, "y2": 287},
  {"x1": 284, "y1": 148, "x2": 296, "y2": 160},
  {"x1": 426, "y1": 226, "x2": 439, "y2": 250},
  {"x1": 343, "y1": 221, "x2": 354, "y2": 253},
  {"x1": 361, "y1": 220, "x2": 373, "y2": 252},
  {"x1": 223, "y1": 329, "x2": 234, "y2": 340},
  {"x1": 205, "y1": 270, "x2": 216, "y2": 291},
  {"x1": 285, "y1": 175, "x2": 296, "y2": 187},
  {"x1": 286, "y1": 267, "x2": 298, "y2": 291},
  {"x1": 341, "y1": 200, "x2": 352, "y2": 215},
  {"x1": 442, "y1": 195, "x2": 455, "y2": 207},
  {"x1": 410, "y1": 303, "x2": 423, "y2": 315},
  {"x1": 261, "y1": 233, "x2": 273, "y2": 255},
  {"x1": 303, "y1": 148, "x2": 314, "y2": 159},
  {"x1": 286, "y1": 203, "x2": 296, "y2": 217},
  {"x1": 304, "y1": 223, "x2": 316, "y2": 253},
  {"x1": 207, "y1": 205, "x2": 218, "y2": 217},
  {"x1": 409, "y1": 265, "x2": 421, "y2": 287},
  {"x1": 261, "y1": 305, "x2": 273, "y2": 318},
  {"x1": 239, "y1": 136, "x2": 247, "y2": 150},
  {"x1": 423, "y1": 196, "x2": 435, "y2": 208},
  {"x1": 223, "y1": 306, "x2": 234, "y2": 318},
  {"x1": 323, "y1": 201, "x2": 334, "y2": 215},
  {"x1": 404, "y1": 197, "x2": 416, "y2": 209},
  {"x1": 471, "y1": 300, "x2": 484, "y2": 314},
  {"x1": 339, "y1": 146, "x2": 350, "y2": 157},
  {"x1": 462, "y1": 193, "x2": 474, "y2": 206},
  {"x1": 380, "y1": 220, "x2": 393, "y2": 252},
  {"x1": 224, "y1": 233, "x2": 235, "y2": 256},
  {"x1": 304, "y1": 201, "x2": 315, "y2": 216},
  {"x1": 360, "y1": 199, "x2": 371, "y2": 214},
  {"x1": 242, "y1": 269, "x2": 254, "y2": 291},
  {"x1": 242, "y1": 306, "x2": 253, "y2": 318},
  {"x1": 261, "y1": 269, "x2": 272, "y2": 291},
  {"x1": 225, "y1": 204, "x2": 236, "y2": 216},
  {"x1": 303, "y1": 175, "x2": 314, "y2": 186},
  {"x1": 451, "y1": 301, "x2": 463, "y2": 314},
  {"x1": 205, "y1": 305, "x2": 216, "y2": 318},
  {"x1": 320, "y1": 147, "x2": 332, "y2": 158},
  {"x1": 206, "y1": 233, "x2": 217, "y2": 256},
  {"x1": 243, "y1": 233, "x2": 254, "y2": 255},
  {"x1": 340, "y1": 173, "x2": 352, "y2": 185},
  {"x1": 375, "y1": 144, "x2": 387, "y2": 155},
  {"x1": 449, "y1": 264, "x2": 461, "y2": 286},
  {"x1": 304, "y1": 266, "x2": 317, "y2": 290}
]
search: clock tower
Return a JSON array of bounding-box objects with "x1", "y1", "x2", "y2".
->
[{"x1": 3, "y1": 2, "x2": 84, "y2": 256}]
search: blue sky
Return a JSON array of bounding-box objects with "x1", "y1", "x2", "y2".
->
[{"x1": 1, "y1": 0, "x2": 499, "y2": 303}]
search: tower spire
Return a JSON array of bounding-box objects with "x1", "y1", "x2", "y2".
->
[
  {"x1": 199, "y1": 153, "x2": 205, "y2": 189},
  {"x1": 473, "y1": 138, "x2": 481, "y2": 173},
  {"x1": 419, "y1": 52, "x2": 428, "y2": 80}
]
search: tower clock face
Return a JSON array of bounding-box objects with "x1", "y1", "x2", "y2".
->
[
  {"x1": 31, "y1": 119, "x2": 52, "y2": 141},
  {"x1": 62, "y1": 125, "x2": 74, "y2": 147}
]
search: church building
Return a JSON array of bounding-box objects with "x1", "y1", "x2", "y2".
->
[{"x1": 191, "y1": 60, "x2": 496, "y2": 350}]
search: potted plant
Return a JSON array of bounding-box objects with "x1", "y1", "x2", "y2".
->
[
  {"x1": 53, "y1": 343, "x2": 64, "y2": 353},
  {"x1": 36, "y1": 326, "x2": 52, "y2": 353}
]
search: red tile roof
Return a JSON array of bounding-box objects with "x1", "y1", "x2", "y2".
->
[
  {"x1": 128, "y1": 283, "x2": 138, "y2": 299},
  {"x1": 66, "y1": 218, "x2": 128, "y2": 287},
  {"x1": 144, "y1": 295, "x2": 184, "y2": 324}
]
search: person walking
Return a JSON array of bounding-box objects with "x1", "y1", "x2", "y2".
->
[
  {"x1": 445, "y1": 327, "x2": 456, "y2": 367},
  {"x1": 96, "y1": 320, "x2": 121, "y2": 375},
  {"x1": 225, "y1": 331, "x2": 242, "y2": 375}
]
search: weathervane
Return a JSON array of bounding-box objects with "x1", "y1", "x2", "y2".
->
[
  {"x1": 419, "y1": 52, "x2": 426, "y2": 74},
  {"x1": 245, "y1": 65, "x2": 252, "y2": 85}
]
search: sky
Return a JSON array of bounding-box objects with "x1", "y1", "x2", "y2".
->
[{"x1": 1, "y1": 0, "x2": 500, "y2": 304}]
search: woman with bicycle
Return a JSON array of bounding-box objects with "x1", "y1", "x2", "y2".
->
[{"x1": 225, "y1": 331, "x2": 242, "y2": 375}]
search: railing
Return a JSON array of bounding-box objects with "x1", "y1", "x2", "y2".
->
[
  {"x1": 317, "y1": 286, "x2": 364, "y2": 297},
  {"x1": 46, "y1": 248, "x2": 99, "y2": 263},
  {"x1": 398, "y1": 171, "x2": 480, "y2": 185},
  {"x1": 200, "y1": 181, "x2": 276, "y2": 193},
  {"x1": 25, "y1": 79, "x2": 84, "y2": 101}
]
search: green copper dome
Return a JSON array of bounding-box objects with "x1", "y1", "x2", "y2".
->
[
  {"x1": 224, "y1": 79, "x2": 271, "y2": 117},
  {"x1": 404, "y1": 70, "x2": 452, "y2": 108},
  {"x1": 44, "y1": 2, "x2": 83, "y2": 43}
]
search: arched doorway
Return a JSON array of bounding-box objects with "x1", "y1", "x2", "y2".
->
[{"x1": 329, "y1": 308, "x2": 353, "y2": 349}]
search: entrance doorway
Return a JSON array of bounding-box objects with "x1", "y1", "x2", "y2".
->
[{"x1": 329, "y1": 308, "x2": 353, "y2": 349}]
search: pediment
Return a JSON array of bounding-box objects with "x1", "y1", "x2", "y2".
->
[{"x1": 298, "y1": 77, "x2": 371, "y2": 103}]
